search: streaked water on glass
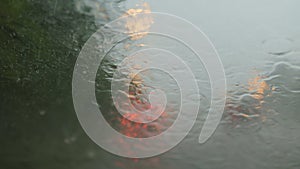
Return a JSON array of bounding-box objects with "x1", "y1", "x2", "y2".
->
[{"x1": 1, "y1": 0, "x2": 299, "y2": 168}]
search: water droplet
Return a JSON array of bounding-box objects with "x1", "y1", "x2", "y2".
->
[
  {"x1": 87, "y1": 151, "x2": 95, "y2": 158},
  {"x1": 262, "y1": 38, "x2": 293, "y2": 56},
  {"x1": 39, "y1": 110, "x2": 46, "y2": 116},
  {"x1": 64, "y1": 138, "x2": 71, "y2": 144},
  {"x1": 64, "y1": 136, "x2": 77, "y2": 144}
]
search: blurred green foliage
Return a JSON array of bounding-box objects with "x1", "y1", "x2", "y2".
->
[
  {"x1": 0, "y1": 1, "x2": 105, "y2": 168},
  {"x1": 0, "y1": 0, "x2": 97, "y2": 107}
]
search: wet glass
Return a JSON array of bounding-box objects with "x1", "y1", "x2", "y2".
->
[{"x1": 1, "y1": 0, "x2": 299, "y2": 169}]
